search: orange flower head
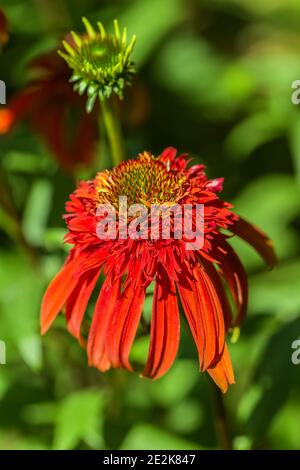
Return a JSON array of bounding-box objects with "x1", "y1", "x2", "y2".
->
[{"x1": 41, "y1": 148, "x2": 276, "y2": 392}]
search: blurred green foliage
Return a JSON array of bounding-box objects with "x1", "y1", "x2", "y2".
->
[{"x1": 0, "y1": 0, "x2": 300, "y2": 450}]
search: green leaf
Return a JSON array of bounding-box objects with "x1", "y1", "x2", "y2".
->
[
  {"x1": 53, "y1": 389, "x2": 105, "y2": 450},
  {"x1": 154, "y1": 33, "x2": 222, "y2": 105},
  {"x1": 18, "y1": 335, "x2": 42, "y2": 372},
  {"x1": 121, "y1": 424, "x2": 200, "y2": 450},
  {"x1": 288, "y1": 113, "x2": 300, "y2": 186},
  {"x1": 225, "y1": 112, "x2": 283, "y2": 160},
  {"x1": 3, "y1": 151, "x2": 54, "y2": 174},
  {"x1": 249, "y1": 259, "x2": 300, "y2": 318},
  {"x1": 165, "y1": 400, "x2": 204, "y2": 434},
  {"x1": 0, "y1": 250, "x2": 44, "y2": 351},
  {"x1": 0, "y1": 430, "x2": 47, "y2": 450},
  {"x1": 44, "y1": 228, "x2": 68, "y2": 251},
  {"x1": 244, "y1": 317, "x2": 300, "y2": 443},
  {"x1": 120, "y1": 0, "x2": 186, "y2": 65},
  {"x1": 22, "y1": 179, "x2": 53, "y2": 246},
  {"x1": 149, "y1": 360, "x2": 199, "y2": 406},
  {"x1": 22, "y1": 402, "x2": 58, "y2": 425},
  {"x1": 269, "y1": 400, "x2": 300, "y2": 450}
]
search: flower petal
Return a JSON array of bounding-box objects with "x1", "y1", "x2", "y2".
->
[
  {"x1": 143, "y1": 268, "x2": 180, "y2": 379},
  {"x1": 159, "y1": 146, "x2": 177, "y2": 162},
  {"x1": 41, "y1": 256, "x2": 80, "y2": 334},
  {"x1": 177, "y1": 263, "x2": 225, "y2": 371},
  {"x1": 207, "y1": 343, "x2": 235, "y2": 393},
  {"x1": 66, "y1": 268, "x2": 100, "y2": 342},
  {"x1": 230, "y1": 217, "x2": 277, "y2": 268},
  {"x1": 214, "y1": 241, "x2": 248, "y2": 327},
  {"x1": 106, "y1": 279, "x2": 146, "y2": 371},
  {"x1": 200, "y1": 256, "x2": 233, "y2": 330},
  {"x1": 87, "y1": 276, "x2": 121, "y2": 372}
]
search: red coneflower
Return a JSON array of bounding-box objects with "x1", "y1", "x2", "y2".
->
[
  {"x1": 41, "y1": 148, "x2": 276, "y2": 392},
  {"x1": 0, "y1": 39, "x2": 98, "y2": 173}
]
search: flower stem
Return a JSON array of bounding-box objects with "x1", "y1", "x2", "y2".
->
[
  {"x1": 101, "y1": 97, "x2": 124, "y2": 167},
  {"x1": 210, "y1": 382, "x2": 233, "y2": 450}
]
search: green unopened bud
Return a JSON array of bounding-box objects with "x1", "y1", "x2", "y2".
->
[{"x1": 59, "y1": 17, "x2": 136, "y2": 113}]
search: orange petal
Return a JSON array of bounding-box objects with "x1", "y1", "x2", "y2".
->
[
  {"x1": 230, "y1": 217, "x2": 277, "y2": 269},
  {"x1": 41, "y1": 257, "x2": 80, "y2": 334},
  {"x1": 177, "y1": 263, "x2": 225, "y2": 371},
  {"x1": 200, "y1": 256, "x2": 233, "y2": 330},
  {"x1": 106, "y1": 279, "x2": 146, "y2": 371},
  {"x1": 207, "y1": 343, "x2": 235, "y2": 393},
  {"x1": 87, "y1": 276, "x2": 120, "y2": 372},
  {"x1": 143, "y1": 269, "x2": 180, "y2": 379},
  {"x1": 215, "y1": 241, "x2": 248, "y2": 327},
  {"x1": 66, "y1": 268, "x2": 100, "y2": 342}
]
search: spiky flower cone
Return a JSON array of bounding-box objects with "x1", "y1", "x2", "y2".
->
[{"x1": 59, "y1": 18, "x2": 136, "y2": 113}]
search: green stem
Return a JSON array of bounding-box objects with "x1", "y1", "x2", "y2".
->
[
  {"x1": 211, "y1": 382, "x2": 233, "y2": 450},
  {"x1": 101, "y1": 97, "x2": 124, "y2": 167}
]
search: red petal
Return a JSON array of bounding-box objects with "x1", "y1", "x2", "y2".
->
[
  {"x1": 143, "y1": 268, "x2": 180, "y2": 379},
  {"x1": 230, "y1": 217, "x2": 277, "y2": 268},
  {"x1": 66, "y1": 268, "x2": 100, "y2": 342},
  {"x1": 159, "y1": 147, "x2": 177, "y2": 161},
  {"x1": 87, "y1": 276, "x2": 121, "y2": 372},
  {"x1": 177, "y1": 263, "x2": 225, "y2": 371},
  {"x1": 207, "y1": 343, "x2": 235, "y2": 393},
  {"x1": 106, "y1": 279, "x2": 146, "y2": 371},
  {"x1": 200, "y1": 256, "x2": 233, "y2": 330},
  {"x1": 41, "y1": 257, "x2": 80, "y2": 334},
  {"x1": 215, "y1": 241, "x2": 248, "y2": 327}
]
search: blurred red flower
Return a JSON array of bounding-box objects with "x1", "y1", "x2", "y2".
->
[
  {"x1": 0, "y1": 42, "x2": 98, "y2": 173},
  {"x1": 41, "y1": 148, "x2": 276, "y2": 392},
  {"x1": 0, "y1": 9, "x2": 8, "y2": 46}
]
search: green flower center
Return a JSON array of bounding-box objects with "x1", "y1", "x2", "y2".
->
[
  {"x1": 58, "y1": 18, "x2": 136, "y2": 111},
  {"x1": 96, "y1": 152, "x2": 188, "y2": 209}
]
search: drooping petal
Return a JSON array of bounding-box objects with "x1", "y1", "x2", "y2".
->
[
  {"x1": 177, "y1": 263, "x2": 225, "y2": 371},
  {"x1": 143, "y1": 268, "x2": 180, "y2": 379},
  {"x1": 207, "y1": 344, "x2": 235, "y2": 393},
  {"x1": 41, "y1": 256, "x2": 81, "y2": 334},
  {"x1": 200, "y1": 256, "x2": 233, "y2": 330},
  {"x1": 230, "y1": 217, "x2": 277, "y2": 268},
  {"x1": 87, "y1": 275, "x2": 121, "y2": 372},
  {"x1": 66, "y1": 268, "x2": 100, "y2": 342},
  {"x1": 106, "y1": 279, "x2": 146, "y2": 371},
  {"x1": 214, "y1": 240, "x2": 248, "y2": 327}
]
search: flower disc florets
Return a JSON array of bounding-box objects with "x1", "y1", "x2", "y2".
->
[
  {"x1": 59, "y1": 17, "x2": 136, "y2": 112},
  {"x1": 95, "y1": 152, "x2": 189, "y2": 208}
]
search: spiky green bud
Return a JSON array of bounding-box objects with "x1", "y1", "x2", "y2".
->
[{"x1": 59, "y1": 18, "x2": 136, "y2": 113}]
